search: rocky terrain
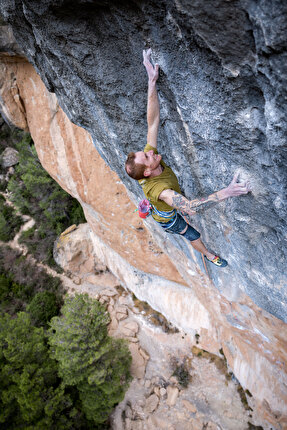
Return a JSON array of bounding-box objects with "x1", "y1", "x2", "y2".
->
[
  {"x1": 55, "y1": 223, "x2": 265, "y2": 430},
  {"x1": 3, "y1": 212, "x2": 264, "y2": 429},
  {"x1": 0, "y1": 2, "x2": 287, "y2": 428}
]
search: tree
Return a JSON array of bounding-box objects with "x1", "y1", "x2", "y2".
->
[
  {"x1": 0, "y1": 312, "x2": 68, "y2": 428},
  {"x1": 27, "y1": 291, "x2": 60, "y2": 328},
  {"x1": 0, "y1": 311, "x2": 99, "y2": 429},
  {"x1": 49, "y1": 294, "x2": 132, "y2": 424}
]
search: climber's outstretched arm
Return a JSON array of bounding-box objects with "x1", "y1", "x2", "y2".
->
[
  {"x1": 159, "y1": 173, "x2": 251, "y2": 218},
  {"x1": 143, "y1": 48, "x2": 159, "y2": 149}
]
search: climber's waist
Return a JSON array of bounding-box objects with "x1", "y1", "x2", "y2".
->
[{"x1": 151, "y1": 205, "x2": 177, "y2": 226}]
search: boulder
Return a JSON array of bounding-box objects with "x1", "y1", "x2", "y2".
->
[
  {"x1": 144, "y1": 394, "x2": 159, "y2": 414},
  {"x1": 1, "y1": 147, "x2": 18, "y2": 168},
  {"x1": 122, "y1": 321, "x2": 139, "y2": 335},
  {"x1": 100, "y1": 288, "x2": 118, "y2": 297},
  {"x1": 54, "y1": 224, "x2": 95, "y2": 275},
  {"x1": 129, "y1": 343, "x2": 147, "y2": 379}
]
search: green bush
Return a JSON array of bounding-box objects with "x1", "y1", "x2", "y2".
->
[
  {"x1": 49, "y1": 294, "x2": 132, "y2": 424},
  {"x1": 0, "y1": 273, "x2": 12, "y2": 303},
  {"x1": 0, "y1": 194, "x2": 23, "y2": 241},
  {"x1": 27, "y1": 291, "x2": 60, "y2": 328}
]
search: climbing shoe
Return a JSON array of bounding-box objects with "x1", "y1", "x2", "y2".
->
[{"x1": 205, "y1": 255, "x2": 228, "y2": 268}]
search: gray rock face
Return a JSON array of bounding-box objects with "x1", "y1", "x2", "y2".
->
[{"x1": 0, "y1": 0, "x2": 286, "y2": 320}]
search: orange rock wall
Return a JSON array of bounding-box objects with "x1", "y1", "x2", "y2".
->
[{"x1": 0, "y1": 59, "x2": 185, "y2": 285}]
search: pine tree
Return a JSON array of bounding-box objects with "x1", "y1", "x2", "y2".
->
[
  {"x1": 0, "y1": 312, "x2": 77, "y2": 428},
  {"x1": 49, "y1": 294, "x2": 132, "y2": 423}
]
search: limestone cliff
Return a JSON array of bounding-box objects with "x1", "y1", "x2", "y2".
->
[{"x1": 0, "y1": 2, "x2": 287, "y2": 428}]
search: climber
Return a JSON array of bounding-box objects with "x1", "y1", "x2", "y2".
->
[{"x1": 125, "y1": 49, "x2": 251, "y2": 267}]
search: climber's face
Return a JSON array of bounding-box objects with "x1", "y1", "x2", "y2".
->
[{"x1": 134, "y1": 149, "x2": 162, "y2": 177}]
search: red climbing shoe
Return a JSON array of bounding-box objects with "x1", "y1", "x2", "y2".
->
[{"x1": 205, "y1": 255, "x2": 228, "y2": 268}]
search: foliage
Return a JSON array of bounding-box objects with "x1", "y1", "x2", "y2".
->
[
  {"x1": 27, "y1": 291, "x2": 60, "y2": 328},
  {"x1": 0, "y1": 311, "x2": 103, "y2": 429},
  {"x1": 0, "y1": 245, "x2": 65, "y2": 318},
  {"x1": 0, "y1": 259, "x2": 130, "y2": 427},
  {"x1": 0, "y1": 118, "x2": 23, "y2": 153},
  {"x1": 170, "y1": 356, "x2": 191, "y2": 388},
  {"x1": 0, "y1": 312, "x2": 68, "y2": 428},
  {"x1": 7, "y1": 134, "x2": 86, "y2": 268},
  {"x1": 49, "y1": 294, "x2": 132, "y2": 424},
  {"x1": 0, "y1": 194, "x2": 23, "y2": 241},
  {"x1": 172, "y1": 363, "x2": 190, "y2": 388}
]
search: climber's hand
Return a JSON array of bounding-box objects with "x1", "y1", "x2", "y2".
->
[
  {"x1": 223, "y1": 172, "x2": 252, "y2": 198},
  {"x1": 143, "y1": 48, "x2": 159, "y2": 83}
]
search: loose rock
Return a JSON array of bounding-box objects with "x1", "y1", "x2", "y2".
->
[
  {"x1": 182, "y1": 399, "x2": 197, "y2": 413},
  {"x1": 153, "y1": 386, "x2": 160, "y2": 397},
  {"x1": 166, "y1": 386, "x2": 179, "y2": 406},
  {"x1": 206, "y1": 422, "x2": 221, "y2": 430},
  {"x1": 129, "y1": 343, "x2": 146, "y2": 379},
  {"x1": 124, "y1": 336, "x2": 139, "y2": 343},
  {"x1": 73, "y1": 276, "x2": 81, "y2": 285},
  {"x1": 0, "y1": 147, "x2": 19, "y2": 168},
  {"x1": 145, "y1": 393, "x2": 159, "y2": 414},
  {"x1": 125, "y1": 405, "x2": 133, "y2": 419},
  {"x1": 109, "y1": 317, "x2": 118, "y2": 331},
  {"x1": 123, "y1": 320, "x2": 139, "y2": 335},
  {"x1": 139, "y1": 347, "x2": 150, "y2": 361},
  {"x1": 107, "y1": 304, "x2": 114, "y2": 314},
  {"x1": 169, "y1": 376, "x2": 178, "y2": 385},
  {"x1": 100, "y1": 288, "x2": 118, "y2": 297},
  {"x1": 125, "y1": 417, "x2": 132, "y2": 430},
  {"x1": 116, "y1": 312, "x2": 128, "y2": 321},
  {"x1": 144, "y1": 379, "x2": 151, "y2": 389}
]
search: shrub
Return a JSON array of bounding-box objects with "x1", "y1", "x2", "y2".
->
[
  {"x1": 27, "y1": 291, "x2": 60, "y2": 328},
  {"x1": 49, "y1": 294, "x2": 132, "y2": 424},
  {"x1": 0, "y1": 194, "x2": 23, "y2": 241},
  {"x1": 0, "y1": 245, "x2": 65, "y2": 318}
]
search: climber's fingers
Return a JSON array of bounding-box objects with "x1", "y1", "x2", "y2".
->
[
  {"x1": 232, "y1": 172, "x2": 252, "y2": 191},
  {"x1": 231, "y1": 171, "x2": 240, "y2": 184},
  {"x1": 143, "y1": 48, "x2": 159, "y2": 82},
  {"x1": 143, "y1": 48, "x2": 151, "y2": 62}
]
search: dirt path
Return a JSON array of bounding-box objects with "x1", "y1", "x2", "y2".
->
[{"x1": 0, "y1": 199, "x2": 79, "y2": 291}]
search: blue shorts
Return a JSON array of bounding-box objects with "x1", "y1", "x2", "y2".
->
[{"x1": 158, "y1": 213, "x2": 200, "y2": 242}]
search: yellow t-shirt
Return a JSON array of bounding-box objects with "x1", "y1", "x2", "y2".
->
[{"x1": 138, "y1": 144, "x2": 182, "y2": 223}]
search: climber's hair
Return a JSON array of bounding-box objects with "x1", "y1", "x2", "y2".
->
[{"x1": 125, "y1": 152, "x2": 146, "y2": 180}]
